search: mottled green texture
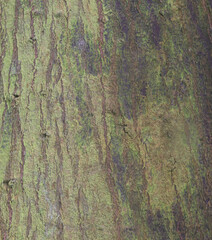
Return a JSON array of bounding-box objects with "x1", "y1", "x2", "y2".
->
[{"x1": 0, "y1": 0, "x2": 211, "y2": 239}]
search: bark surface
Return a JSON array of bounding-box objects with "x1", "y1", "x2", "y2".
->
[{"x1": 0, "y1": 0, "x2": 211, "y2": 239}]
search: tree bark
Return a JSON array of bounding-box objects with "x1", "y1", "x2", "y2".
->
[{"x1": 0, "y1": 0, "x2": 211, "y2": 239}]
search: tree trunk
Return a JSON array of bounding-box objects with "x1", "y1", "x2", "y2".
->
[{"x1": 0, "y1": 0, "x2": 211, "y2": 239}]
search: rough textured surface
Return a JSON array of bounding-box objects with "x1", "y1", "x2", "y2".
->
[{"x1": 0, "y1": 0, "x2": 211, "y2": 239}]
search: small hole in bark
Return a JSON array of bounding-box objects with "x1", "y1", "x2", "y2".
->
[
  {"x1": 41, "y1": 132, "x2": 50, "y2": 138},
  {"x1": 29, "y1": 37, "x2": 36, "y2": 43},
  {"x1": 3, "y1": 178, "x2": 17, "y2": 188},
  {"x1": 13, "y1": 93, "x2": 20, "y2": 98}
]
